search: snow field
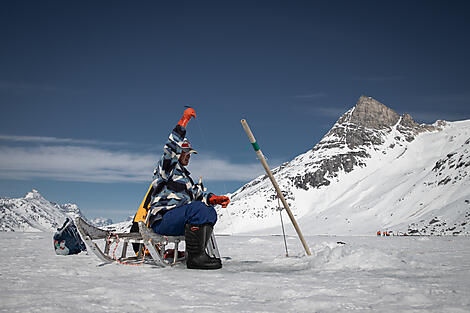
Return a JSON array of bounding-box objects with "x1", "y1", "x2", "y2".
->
[{"x1": 1, "y1": 232, "x2": 469, "y2": 312}]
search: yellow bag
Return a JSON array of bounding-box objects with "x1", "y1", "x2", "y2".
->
[
  {"x1": 133, "y1": 184, "x2": 154, "y2": 225},
  {"x1": 130, "y1": 184, "x2": 155, "y2": 254}
]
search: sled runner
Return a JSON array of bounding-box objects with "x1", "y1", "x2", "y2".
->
[{"x1": 75, "y1": 217, "x2": 220, "y2": 267}]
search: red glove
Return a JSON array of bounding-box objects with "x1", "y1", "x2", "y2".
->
[
  {"x1": 209, "y1": 194, "x2": 230, "y2": 208},
  {"x1": 177, "y1": 107, "x2": 196, "y2": 128}
]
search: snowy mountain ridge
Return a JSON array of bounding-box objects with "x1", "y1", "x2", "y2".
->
[
  {"x1": 0, "y1": 190, "x2": 113, "y2": 232},
  {"x1": 90, "y1": 217, "x2": 114, "y2": 228},
  {"x1": 216, "y1": 95, "x2": 470, "y2": 236},
  {"x1": 0, "y1": 189, "x2": 83, "y2": 232}
]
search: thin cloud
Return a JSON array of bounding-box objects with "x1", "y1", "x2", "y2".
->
[
  {"x1": 293, "y1": 93, "x2": 327, "y2": 99},
  {"x1": 0, "y1": 81, "x2": 58, "y2": 92},
  {"x1": 314, "y1": 107, "x2": 348, "y2": 118},
  {"x1": 403, "y1": 94, "x2": 470, "y2": 123},
  {"x1": 420, "y1": 94, "x2": 470, "y2": 104},
  {"x1": 188, "y1": 157, "x2": 263, "y2": 182},
  {"x1": 406, "y1": 111, "x2": 470, "y2": 124},
  {"x1": 351, "y1": 76, "x2": 405, "y2": 81},
  {"x1": 0, "y1": 134, "x2": 127, "y2": 146},
  {"x1": 295, "y1": 104, "x2": 348, "y2": 118},
  {"x1": 0, "y1": 144, "x2": 262, "y2": 183}
]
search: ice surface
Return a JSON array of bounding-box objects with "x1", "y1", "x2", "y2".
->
[{"x1": 1, "y1": 232, "x2": 469, "y2": 312}]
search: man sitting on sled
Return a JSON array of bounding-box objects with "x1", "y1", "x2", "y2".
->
[{"x1": 147, "y1": 107, "x2": 229, "y2": 270}]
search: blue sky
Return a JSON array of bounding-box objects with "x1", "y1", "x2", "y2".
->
[{"x1": 1, "y1": 1, "x2": 469, "y2": 221}]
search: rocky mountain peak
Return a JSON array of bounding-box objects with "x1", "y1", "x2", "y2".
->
[
  {"x1": 323, "y1": 95, "x2": 437, "y2": 150},
  {"x1": 25, "y1": 189, "x2": 44, "y2": 200},
  {"x1": 339, "y1": 95, "x2": 401, "y2": 130},
  {"x1": 319, "y1": 96, "x2": 400, "y2": 151}
]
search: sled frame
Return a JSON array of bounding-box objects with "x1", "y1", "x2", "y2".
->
[{"x1": 75, "y1": 217, "x2": 220, "y2": 267}]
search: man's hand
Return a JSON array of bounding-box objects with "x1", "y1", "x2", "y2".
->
[
  {"x1": 177, "y1": 107, "x2": 196, "y2": 128},
  {"x1": 209, "y1": 194, "x2": 230, "y2": 208}
]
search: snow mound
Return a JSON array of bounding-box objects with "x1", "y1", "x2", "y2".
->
[
  {"x1": 247, "y1": 237, "x2": 268, "y2": 244},
  {"x1": 308, "y1": 242, "x2": 405, "y2": 270},
  {"x1": 224, "y1": 242, "x2": 408, "y2": 273}
]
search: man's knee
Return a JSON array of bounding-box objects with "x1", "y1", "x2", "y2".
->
[
  {"x1": 185, "y1": 202, "x2": 217, "y2": 225},
  {"x1": 205, "y1": 205, "x2": 217, "y2": 223}
]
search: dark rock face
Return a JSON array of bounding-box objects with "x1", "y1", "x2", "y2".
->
[
  {"x1": 319, "y1": 124, "x2": 385, "y2": 150},
  {"x1": 429, "y1": 139, "x2": 470, "y2": 187},
  {"x1": 405, "y1": 210, "x2": 470, "y2": 235},
  {"x1": 347, "y1": 95, "x2": 401, "y2": 130},
  {"x1": 293, "y1": 170, "x2": 330, "y2": 190},
  {"x1": 293, "y1": 151, "x2": 368, "y2": 190}
]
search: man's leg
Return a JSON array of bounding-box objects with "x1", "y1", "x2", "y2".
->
[
  {"x1": 152, "y1": 206, "x2": 187, "y2": 236},
  {"x1": 184, "y1": 201, "x2": 217, "y2": 226},
  {"x1": 152, "y1": 202, "x2": 221, "y2": 269},
  {"x1": 182, "y1": 202, "x2": 220, "y2": 269},
  {"x1": 152, "y1": 201, "x2": 217, "y2": 236}
]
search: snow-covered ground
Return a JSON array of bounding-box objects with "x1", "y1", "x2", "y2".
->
[{"x1": 1, "y1": 232, "x2": 469, "y2": 312}]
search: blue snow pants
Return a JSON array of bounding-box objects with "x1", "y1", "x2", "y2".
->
[{"x1": 152, "y1": 201, "x2": 217, "y2": 236}]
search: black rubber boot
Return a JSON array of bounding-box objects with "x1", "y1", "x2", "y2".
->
[{"x1": 185, "y1": 224, "x2": 222, "y2": 270}]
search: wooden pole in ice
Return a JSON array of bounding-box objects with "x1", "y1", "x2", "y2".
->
[{"x1": 241, "y1": 119, "x2": 312, "y2": 256}]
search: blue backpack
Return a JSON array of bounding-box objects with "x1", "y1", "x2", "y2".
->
[{"x1": 53, "y1": 218, "x2": 86, "y2": 255}]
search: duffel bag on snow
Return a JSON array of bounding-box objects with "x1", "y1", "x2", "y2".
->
[{"x1": 53, "y1": 217, "x2": 86, "y2": 255}]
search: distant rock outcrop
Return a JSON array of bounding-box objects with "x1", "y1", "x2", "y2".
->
[
  {"x1": 0, "y1": 190, "x2": 118, "y2": 232},
  {"x1": 0, "y1": 190, "x2": 129, "y2": 232},
  {"x1": 0, "y1": 190, "x2": 86, "y2": 232}
]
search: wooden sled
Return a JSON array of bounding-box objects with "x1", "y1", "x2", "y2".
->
[{"x1": 75, "y1": 217, "x2": 220, "y2": 267}]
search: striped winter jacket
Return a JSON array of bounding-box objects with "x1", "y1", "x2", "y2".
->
[{"x1": 148, "y1": 124, "x2": 213, "y2": 226}]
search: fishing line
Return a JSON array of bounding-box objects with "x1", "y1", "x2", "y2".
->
[
  {"x1": 262, "y1": 145, "x2": 288, "y2": 257},
  {"x1": 278, "y1": 194, "x2": 289, "y2": 257},
  {"x1": 193, "y1": 111, "x2": 234, "y2": 228}
]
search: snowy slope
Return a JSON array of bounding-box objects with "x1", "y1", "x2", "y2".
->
[
  {"x1": 104, "y1": 219, "x2": 132, "y2": 233},
  {"x1": 0, "y1": 189, "x2": 86, "y2": 232},
  {"x1": 90, "y1": 217, "x2": 114, "y2": 227},
  {"x1": 217, "y1": 96, "x2": 470, "y2": 236}
]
